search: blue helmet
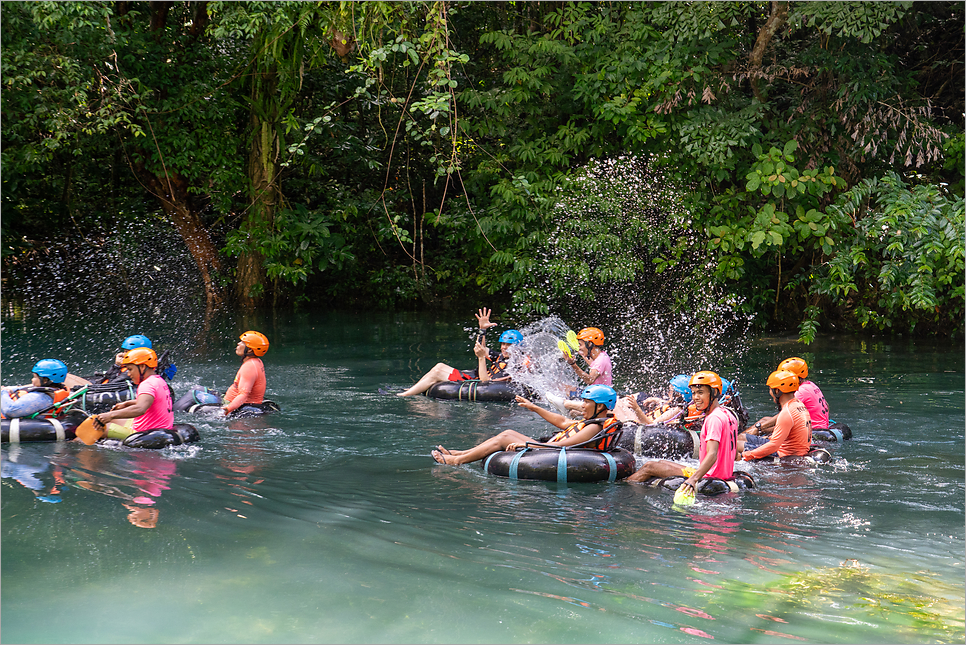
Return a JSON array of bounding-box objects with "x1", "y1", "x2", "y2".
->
[
  {"x1": 579, "y1": 385, "x2": 618, "y2": 410},
  {"x1": 720, "y1": 378, "x2": 733, "y2": 396},
  {"x1": 669, "y1": 374, "x2": 693, "y2": 402},
  {"x1": 32, "y1": 359, "x2": 68, "y2": 384},
  {"x1": 122, "y1": 335, "x2": 152, "y2": 350},
  {"x1": 498, "y1": 329, "x2": 524, "y2": 345}
]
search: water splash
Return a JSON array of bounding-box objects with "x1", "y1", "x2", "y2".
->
[
  {"x1": 1, "y1": 216, "x2": 212, "y2": 377},
  {"x1": 504, "y1": 315, "x2": 581, "y2": 402},
  {"x1": 513, "y1": 156, "x2": 755, "y2": 393}
]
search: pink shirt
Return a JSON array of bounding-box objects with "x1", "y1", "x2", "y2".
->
[
  {"x1": 796, "y1": 380, "x2": 829, "y2": 429},
  {"x1": 700, "y1": 405, "x2": 738, "y2": 480},
  {"x1": 134, "y1": 375, "x2": 173, "y2": 433},
  {"x1": 590, "y1": 351, "x2": 613, "y2": 385}
]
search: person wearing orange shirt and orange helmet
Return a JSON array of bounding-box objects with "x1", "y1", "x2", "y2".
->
[
  {"x1": 738, "y1": 370, "x2": 812, "y2": 460},
  {"x1": 223, "y1": 331, "x2": 269, "y2": 416}
]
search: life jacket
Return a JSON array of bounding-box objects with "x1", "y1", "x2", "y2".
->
[
  {"x1": 487, "y1": 351, "x2": 509, "y2": 378},
  {"x1": 550, "y1": 416, "x2": 622, "y2": 451},
  {"x1": 1, "y1": 386, "x2": 70, "y2": 419},
  {"x1": 45, "y1": 388, "x2": 70, "y2": 417},
  {"x1": 681, "y1": 403, "x2": 705, "y2": 432}
]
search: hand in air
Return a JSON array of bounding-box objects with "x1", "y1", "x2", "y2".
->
[
  {"x1": 473, "y1": 339, "x2": 489, "y2": 358},
  {"x1": 475, "y1": 307, "x2": 497, "y2": 330},
  {"x1": 514, "y1": 395, "x2": 535, "y2": 410}
]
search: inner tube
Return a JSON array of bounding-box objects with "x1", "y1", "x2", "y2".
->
[
  {"x1": 811, "y1": 421, "x2": 852, "y2": 442},
  {"x1": 483, "y1": 446, "x2": 637, "y2": 483},
  {"x1": 71, "y1": 381, "x2": 138, "y2": 414},
  {"x1": 173, "y1": 388, "x2": 280, "y2": 417},
  {"x1": 2, "y1": 417, "x2": 79, "y2": 443},
  {"x1": 777, "y1": 446, "x2": 833, "y2": 466},
  {"x1": 618, "y1": 423, "x2": 699, "y2": 459},
  {"x1": 229, "y1": 401, "x2": 280, "y2": 418},
  {"x1": 640, "y1": 471, "x2": 756, "y2": 496},
  {"x1": 426, "y1": 380, "x2": 517, "y2": 402},
  {"x1": 173, "y1": 387, "x2": 221, "y2": 413},
  {"x1": 119, "y1": 424, "x2": 200, "y2": 449}
]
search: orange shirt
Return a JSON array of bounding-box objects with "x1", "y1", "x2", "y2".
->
[
  {"x1": 746, "y1": 397, "x2": 812, "y2": 459},
  {"x1": 224, "y1": 358, "x2": 266, "y2": 412}
]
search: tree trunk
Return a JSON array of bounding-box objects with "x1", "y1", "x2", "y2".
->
[
  {"x1": 749, "y1": 1, "x2": 789, "y2": 103},
  {"x1": 140, "y1": 169, "x2": 223, "y2": 312},
  {"x1": 235, "y1": 62, "x2": 280, "y2": 310}
]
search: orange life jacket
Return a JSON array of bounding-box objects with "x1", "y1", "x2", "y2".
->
[{"x1": 551, "y1": 416, "x2": 622, "y2": 451}]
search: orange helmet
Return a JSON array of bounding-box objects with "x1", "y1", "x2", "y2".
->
[
  {"x1": 121, "y1": 347, "x2": 158, "y2": 369},
  {"x1": 689, "y1": 371, "x2": 723, "y2": 398},
  {"x1": 767, "y1": 369, "x2": 799, "y2": 393},
  {"x1": 778, "y1": 357, "x2": 808, "y2": 379},
  {"x1": 240, "y1": 331, "x2": 269, "y2": 356},
  {"x1": 576, "y1": 327, "x2": 605, "y2": 347}
]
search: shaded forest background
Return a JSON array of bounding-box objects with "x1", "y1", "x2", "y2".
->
[{"x1": 3, "y1": 1, "x2": 963, "y2": 341}]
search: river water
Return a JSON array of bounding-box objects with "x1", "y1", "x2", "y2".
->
[{"x1": 2, "y1": 310, "x2": 963, "y2": 644}]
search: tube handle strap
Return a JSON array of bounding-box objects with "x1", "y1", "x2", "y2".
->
[
  {"x1": 9, "y1": 418, "x2": 20, "y2": 443},
  {"x1": 49, "y1": 418, "x2": 65, "y2": 442},
  {"x1": 556, "y1": 447, "x2": 568, "y2": 483},
  {"x1": 602, "y1": 451, "x2": 618, "y2": 482},
  {"x1": 508, "y1": 448, "x2": 527, "y2": 480},
  {"x1": 688, "y1": 430, "x2": 700, "y2": 459}
]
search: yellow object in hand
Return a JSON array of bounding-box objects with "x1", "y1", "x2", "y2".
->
[
  {"x1": 673, "y1": 483, "x2": 696, "y2": 506},
  {"x1": 557, "y1": 340, "x2": 572, "y2": 358}
]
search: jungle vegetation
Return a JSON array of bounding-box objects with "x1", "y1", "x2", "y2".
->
[{"x1": 2, "y1": 1, "x2": 963, "y2": 341}]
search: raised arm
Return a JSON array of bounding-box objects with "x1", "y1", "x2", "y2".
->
[
  {"x1": 474, "y1": 340, "x2": 492, "y2": 383},
  {"x1": 475, "y1": 307, "x2": 498, "y2": 331},
  {"x1": 515, "y1": 395, "x2": 572, "y2": 429}
]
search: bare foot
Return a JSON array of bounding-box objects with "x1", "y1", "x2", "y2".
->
[{"x1": 431, "y1": 450, "x2": 455, "y2": 465}]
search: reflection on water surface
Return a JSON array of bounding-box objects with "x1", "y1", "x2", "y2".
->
[{"x1": 2, "y1": 312, "x2": 963, "y2": 643}]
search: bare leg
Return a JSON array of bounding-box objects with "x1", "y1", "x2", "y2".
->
[
  {"x1": 626, "y1": 459, "x2": 687, "y2": 483},
  {"x1": 433, "y1": 430, "x2": 534, "y2": 465},
  {"x1": 436, "y1": 445, "x2": 470, "y2": 456},
  {"x1": 398, "y1": 363, "x2": 457, "y2": 397}
]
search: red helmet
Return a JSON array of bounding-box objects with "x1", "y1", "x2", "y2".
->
[
  {"x1": 576, "y1": 327, "x2": 605, "y2": 347},
  {"x1": 778, "y1": 357, "x2": 808, "y2": 379},
  {"x1": 240, "y1": 331, "x2": 269, "y2": 357},
  {"x1": 767, "y1": 369, "x2": 800, "y2": 393},
  {"x1": 121, "y1": 347, "x2": 158, "y2": 369},
  {"x1": 689, "y1": 371, "x2": 723, "y2": 398}
]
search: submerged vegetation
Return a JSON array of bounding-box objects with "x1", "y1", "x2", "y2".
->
[{"x1": 2, "y1": 1, "x2": 963, "y2": 340}]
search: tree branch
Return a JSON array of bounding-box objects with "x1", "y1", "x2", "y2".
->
[{"x1": 749, "y1": 1, "x2": 789, "y2": 103}]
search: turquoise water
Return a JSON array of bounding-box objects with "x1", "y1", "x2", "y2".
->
[{"x1": 2, "y1": 311, "x2": 964, "y2": 643}]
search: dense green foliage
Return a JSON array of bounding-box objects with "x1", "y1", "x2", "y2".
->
[{"x1": 2, "y1": 1, "x2": 962, "y2": 340}]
